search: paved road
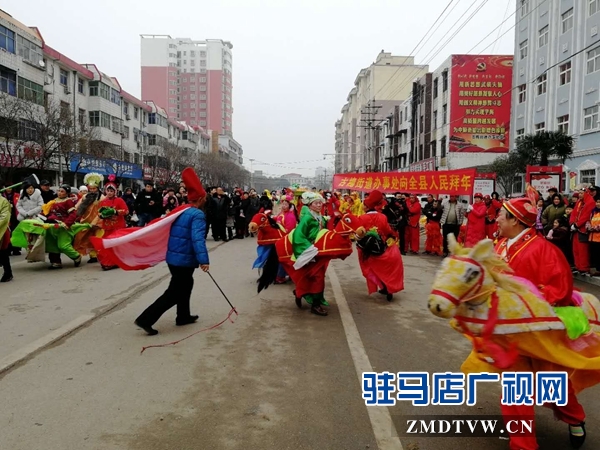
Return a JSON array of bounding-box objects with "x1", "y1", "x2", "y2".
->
[{"x1": 1, "y1": 237, "x2": 599, "y2": 450}]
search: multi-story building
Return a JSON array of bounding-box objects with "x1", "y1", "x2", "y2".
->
[
  {"x1": 511, "y1": 0, "x2": 600, "y2": 185},
  {"x1": 336, "y1": 51, "x2": 428, "y2": 173},
  {"x1": 0, "y1": 10, "x2": 210, "y2": 187},
  {"x1": 401, "y1": 54, "x2": 513, "y2": 173},
  {"x1": 140, "y1": 35, "x2": 233, "y2": 136},
  {"x1": 218, "y1": 134, "x2": 243, "y2": 165}
]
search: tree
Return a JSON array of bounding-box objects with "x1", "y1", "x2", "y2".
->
[
  {"x1": 515, "y1": 130, "x2": 575, "y2": 166},
  {"x1": 488, "y1": 152, "x2": 527, "y2": 196},
  {"x1": 197, "y1": 152, "x2": 249, "y2": 188}
]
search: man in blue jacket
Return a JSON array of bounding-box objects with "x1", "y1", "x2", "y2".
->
[{"x1": 134, "y1": 168, "x2": 210, "y2": 335}]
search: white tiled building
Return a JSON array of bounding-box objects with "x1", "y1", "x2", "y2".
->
[{"x1": 0, "y1": 9, "x2": 211, "y2": 187}]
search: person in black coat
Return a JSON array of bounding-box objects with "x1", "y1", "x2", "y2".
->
[
  {"x1": 211, "y1": 187, "x2": 231, "y2": 241},
  {"x1": 259, "y1": 190, "x2": 273, "y2": 211},
  {"x1": 245, "y1": 189, "x2": 261, "y2": 236},
  {"x1": 232, "y1": 190, "x2": 246, "y2": 239},
  {"x1": 39, "y1": 179, "x2": 57, "y2": 204},
  {"x1": 133, "y1": 182, "x2": 163, "y2": 226}
]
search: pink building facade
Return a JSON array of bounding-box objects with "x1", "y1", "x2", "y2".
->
[{"x1": 141, "y1": 35, "x2": 233, "y2": 136}]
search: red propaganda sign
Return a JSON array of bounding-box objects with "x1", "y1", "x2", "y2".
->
[
  {"x1": 449, "y1": 55, "x2": 513, "y2": 153},
  {"x1": 333, "y1": 169, "x2": 476, "y2": 196}
]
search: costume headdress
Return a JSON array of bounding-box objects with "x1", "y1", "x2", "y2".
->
[
  {"x1": 83, "y1": 172, "x2": 103, "y2": 188},
  {"x1": 181, "y1": 167, "x2": 206, "y2": 202},
  {"x1": 104, "y1": 174, "x2": 118, "y2": 192},
  {"x1": 301, "y1": 191, "x2": 324, "y2": 205},
  {"x1": 474, "y1": 192, "x2": 483, "y2": 199},
  {"x1": 364, "y1": 190, "x2": 385, "y2": 210},
  {"x1": 502, "y1": 184, "x2": 538, "y2": 227}
]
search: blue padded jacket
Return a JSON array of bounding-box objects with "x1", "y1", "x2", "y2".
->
[{"x1": 166, "y1": 207, "x2": 209, "y2": 267}]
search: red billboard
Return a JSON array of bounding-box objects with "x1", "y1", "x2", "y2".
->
[{"x1": 449, "y1": 55, "x2": 513, "y2": 153}]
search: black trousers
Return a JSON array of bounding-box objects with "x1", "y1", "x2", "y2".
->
[
  {"x1": 591, "y1": 242, "x2": 600, "y2": 271},
  {"x1": 397, "y1": 225, "x2": 406, "y2": 254},
  {"x1": 213, "y1": 218, "x2": 227, "y2": 241},
  {"x1": 442, "y1": 223, "x2": 460, "y2": 255},
  {"x1": 0, "y1": 248, "x2": 11, "y2": 276},
  {"x1": 136, "y1": 264, "x2": 195, "y2": 326}
]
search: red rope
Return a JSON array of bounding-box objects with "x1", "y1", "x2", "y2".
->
[{"x1": 140, "y1": 308, "x2": 238, "y2": 354}]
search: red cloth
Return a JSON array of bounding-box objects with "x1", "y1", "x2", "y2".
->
[
  {"x1": 573, "y1": 237, "x2": 591, "y2": 273},
  {"x1": 98, "y1": 196, "x2": 129, "y2": 231},
  {"x1": 284, "y1": 259, "x2": 329, "y2": 298},
  {"x1": 485, "y1": 199, "x2": 501, "y2": 239},
  {"x1": 425, "y1": 221, "x2": 442, "y2": 255},
  {"x1": 464, "y1": 202, "x2": 486, "y2": 247},
  {"x1": 501, "y1": 380, "x2": 584, "y2": 450},
  {"x1": 494, "y1": 228, "x2": 574, "y2": 306},
  {"x1": 47, "y1": 198, "x2": 77, "y2": 227},
  {"x1": 406, "y1": 200, "x2": 421, "y2": 227},
  {"x1": 570, "y1": 191, "x2": 596, "y2": 232},
  {"x1": 91, "y1": 204, "x2": 191, "y2": 270},
  {"x1": 406, "y1": 227, "x2": 419, "y2": 253},
  {"x1": 1, "y1": 229, "x2": 10, "y2": 250},
  {"x1": 357, "y1": 212, "x2": 404, "y2": 294}
]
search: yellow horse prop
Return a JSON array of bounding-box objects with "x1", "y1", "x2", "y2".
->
[{"x1": 428, "y1": 235, "x2": 600, "y2": 394}]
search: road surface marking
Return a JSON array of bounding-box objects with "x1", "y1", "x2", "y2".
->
[
  {"x1": 328, "y1": 266, "x2": 403, "y2": 450},
  {"x1": 0, "y1": 314, "x2": 94, "y2": 374}
]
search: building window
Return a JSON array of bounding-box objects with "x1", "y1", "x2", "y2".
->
[
  {"x1": 587, "y1": 46, "x2": 600, "y2": 74},
  {"x1": 562, "y1": 8, "x2": 574, "y2": 33},
  {"x1": 89, "y1": 82, "x2": 98, "y2": 96},
  {"x1": 0, "y1": 66, "x2": 17, "y2": 96},
  {"x1": 581, "y1": 169, "x2": 597, "y2": 185},
  {"x1": 134, "y1": 107, "x2": 139, "y2": 119},
  {"x1": 433, "y1": 78, "x2": 438, "y2": 98},
  {"x1": 123, "y1": 126, "x2": 129, "y2": 139},
  {"x1": 0, "y1": 25, "x2": 15, "y2": 53},
  {"x1": 535, "y1": 122, "x2": 545, "y2": 133},
  {"x1": 538, "y1": 26, "x2": 549, "y2": 48},
  {"x1": 60, "y1": 69, "x2": 68, "y2": 86},
  {"x1": 537, "y1": 74, "x2": 547, "y2": 95},
  {"x1": 200, "y1": 86, "x2": 206, "y2": 91},
  {"x1": 559, "y1": 62, "x2": 572, "y2": 85},
  {"x1": 442, "y1": 104, "x2": 447, "y2": 124},
  {"x1": 89, "y1": 111, "x2": 100, "y2": 127},
  {"x1": 521, "y1": 0, "x2": 529, "y2": 16},
  {"x1": 200, "y1": 103, "x2": 207, "y2": 109},
  {"x1": 101, "y1": 112, "x2": 111, "y2": 129},
  {"x1": 110, "y1": 88, "x2": 121, "y2": 105},
  {"x1": 519, "y1": 40, "x2": 528, "y2": 60},
  {"x1": 518, "y1": 84, "x2": 526, "y2": 103},
  {"x1": 17, "y1": 77, "x2": 44, "y2": 105},
  {"x1": 78, "y1": 108, "x2": 86, "y2": 126},
  {"x1": 78, "y1": 78, "x2": 84, "y2": 94},
  {"x1": 591, "y1": 0, "x2": 600, "y2": 16},
  {"x1": 516, "y1": 128, "x2": 525, "y2": 138},
  {"x1": 584, "y1": 106, "x2": 599, "y2": 131},
  {"x1": 442, "y1": 71, "x2": 448, "y2": 91},
  {"x1": 440, "y1": 136, "x2": 447, "y2": 158},
  {"x1": 557, "y1": 115, "x2": 570, "y2": 134},
  {"x1": 433, "y1": 110, "x2": 437, "y2": 130},
  {"x1": 17, "y1": 35, "x2": 42, "y2": 64},
  {"x1": 200, "y1": 77, "x2": 207, "y2": 83},
  {"x1": 123, "y1": 102, "x2": 129, "y2": 116}
]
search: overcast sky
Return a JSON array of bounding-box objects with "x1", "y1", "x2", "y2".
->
[{"x1": 7, "y1": 0, "x2": 514, "y2": 177}]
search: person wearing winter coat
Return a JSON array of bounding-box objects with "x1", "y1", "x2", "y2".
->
[
  {"x1": 542, "y1": 194, "x2": 566, "y2": 235},
  {"x1": 134, "y1": 168, "x2": 209, "y2": 336},
  {"x1": 133, "y1": 183, "x2": 163, "y2": 226},
  {"x1": 440, "y1": 195, "x2": 465, "y2": 257},
  {"x1": 464, "y1": 193, "x2": 487, "y2": 248},
  {"x1": 1, "y1": 186, "x2": 20, "y2": 255},
  {"x1": 121, "y1": 188, "x2": 136, "y2": 215},
  {"x1": 16, "y1": 183, "x2": 44, "y2": 221},
  {"x1": 0, "y1": 195, "x2": 13, "y2": 282}
]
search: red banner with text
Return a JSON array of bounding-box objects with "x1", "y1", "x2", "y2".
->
[
  {"x1": 333, "y1": 169, "x2": 477, "y2": 196},
  {"x1": 449, "y1": 54, "x2": 513, "y2": 153}
]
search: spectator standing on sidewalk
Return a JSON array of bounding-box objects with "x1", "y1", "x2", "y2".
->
[
  {"x1": 0, "y1": 195, "x2": 13, "y2": 282},
  {"x1": 134, "y1": 182, "x2": 163, "y2": 227},
  {"x1": 588, "y1": 197, "x2": 600, "y2": 276},
  {"x1": 440, "y1": 195, "x2": 464, "y2": 257}
]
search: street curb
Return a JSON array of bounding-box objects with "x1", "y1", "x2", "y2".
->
[
  {"x1": 574, "y1": 273, "x2": 600, "y2": 288},
  {"x1": 0, "y1": 240, "x2": 226, "y2": 377}
]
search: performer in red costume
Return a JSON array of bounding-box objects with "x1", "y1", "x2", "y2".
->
[
  {"x1": 96, "y1": 176, "x2": 129, "y2": 270},
  {"x1": 464, "y1": 193, "x2": 486, "y2": 248},
  {"x1": 483, "y1": 194, "x2": 501, "y2": 239},
  {"x1": 405, "y1": 194, "x2": 421, "y2": 254},
  {"x1": 494, "y1": 187, "x2": 587, "y2": 450},
  {"x1": 569, "y1": 186, "x2": 597, "y2": 275},
  {"x1": 356, "y1": 190, "x2": 404, "y2": 301}
]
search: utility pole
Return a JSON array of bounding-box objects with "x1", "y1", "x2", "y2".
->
[
  {"x1": 359, "y1": 101, "x2": 382, "y2": 173},
  {"x1": 249, "y1": 158, "x2": 255, "y2": 189}
]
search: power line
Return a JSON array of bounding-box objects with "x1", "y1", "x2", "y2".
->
[{"x1": 372, "y1": 0, "x2": 459, "y2": 100}]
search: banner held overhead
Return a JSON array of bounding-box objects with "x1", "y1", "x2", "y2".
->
[{"x1": 333, "y1": 169, "x2": 477, "y2": 196}]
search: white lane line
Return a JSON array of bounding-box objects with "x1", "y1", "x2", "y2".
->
[
  {"x1": 328, "y1": 266, "x2": 403, "y2": 450},
  {"x1": 0, "y1": 314, "x2": 94, "y2": 374}
]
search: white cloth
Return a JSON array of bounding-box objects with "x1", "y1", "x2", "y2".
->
[{"x1": 293, "y1": 245, "x2": 318, "y2": 270}]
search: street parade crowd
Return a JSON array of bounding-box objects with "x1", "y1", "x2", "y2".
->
[{"x1": 2, "y1": 167, "x2": 600, "y2": 449}]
